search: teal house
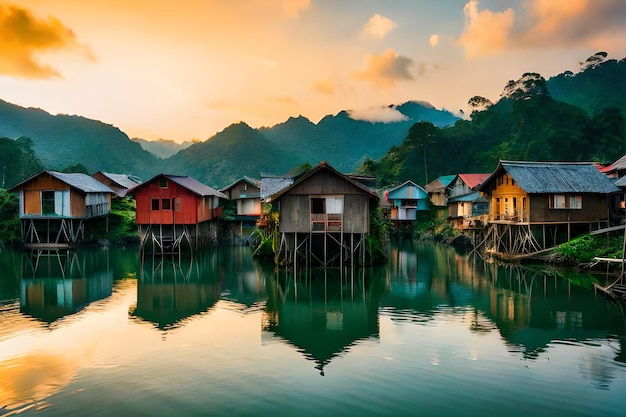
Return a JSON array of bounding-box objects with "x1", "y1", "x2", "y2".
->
[{"x1": 385, "y1": 180, "x2": 429, "y2": 221}]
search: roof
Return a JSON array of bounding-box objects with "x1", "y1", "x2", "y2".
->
[
  {"x1": 386, "y1": 180, "x2": 428, "y2": 200},
  {"x1": 219, "y1": 176, "x2": 260, "y2": 193},
  {"x1": 95, "y1": 172, "x2": 141, "y2": 190},
  {"x1": 477, "y1": 161, "x2": 621, "y2": 194},
  {"x1": 448, "y1": 191, "x2": 488, "y2": 203},
  {"x1": 9, "y1": 170, "x2": 113, "y2": 194},
  {"x1": 615, "y1": 176, "x2": 626, "y2": 187},
  {"x1": 457, "y1": 173, "x2": 490, "y2": 189},
  {"x1": 261, "y1": 177, "x2": 294, "y2": 200},
  {"x1": 606, "y1": 154, "x2": 626, "y2": 173},
  {"x1": 129, "y1": 174, "x2": 227, "y2": 198},
  {"x1": 268, "y1": 161, "x2": 379, "y2": 202},
  {"x1": 424, "y1": 175, "x2": 455, "y2": 193}
]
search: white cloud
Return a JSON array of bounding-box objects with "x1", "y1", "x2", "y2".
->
[
  {"x1": 348, "y1": 106, "x2": 409, "y2": 123},
  {"x1": 362, "y1": 14, "x2": 396, "y2": 39}
]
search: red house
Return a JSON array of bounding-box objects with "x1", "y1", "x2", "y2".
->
[{"x1": 129, "y1": 174, "x2": 227, "y2": 253}]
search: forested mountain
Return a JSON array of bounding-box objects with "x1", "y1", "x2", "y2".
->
[
  {"x1": 0, "y1": 100, "x2": 159, "y2": 180},
  {"x1": 0, "y1": 137, "x2": 43, "y2": 188},
  {"x1": 0, "y1": 53, "x2": 623, "y2": 190},
  {"x1": 548, "y1": 53, "x2": 626, "y2": 118},
  {"x1": 360, "y1": 56, "x2": 626, "y2": 188},
  {"x1": 132, "y1": 138, "x2": 194, "y2": 159}
]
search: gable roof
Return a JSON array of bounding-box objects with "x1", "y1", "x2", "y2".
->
[
  {"x1": 386, "y1": 180, "x2": 428, "y2": 200},
  {"x1": 268, "y1": 161, "x2": 379, "y2": 202},
  {"x1": 605, "y1": 154, "x2": 626, "y2": 174},
  {"x1": 457, "y1": 173, "x2": 490, "y2": 190},
  {"x1": 424, "y1": 175, "x2": 455, "y2": 193},
  {"x1": 477, "y1": 161, "x2": 621, "y2": 194},
  {"x1": 9, "y1": 170, "x2": 113, "y2": 194},
  {"x1": 129, "y1": 174, "x2": 227, "y2": 199},
  {"x1": 219, "y1": 176, "x2": 260, "y2": 193}
]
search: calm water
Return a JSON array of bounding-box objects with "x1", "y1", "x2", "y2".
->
[{"x1": 1, "y1": 242, "x2": 625, "y2": 417}]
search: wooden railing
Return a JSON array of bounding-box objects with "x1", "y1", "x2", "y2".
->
[{"x1": 311, "y1": 213, "x2": 342, "y2": 232}]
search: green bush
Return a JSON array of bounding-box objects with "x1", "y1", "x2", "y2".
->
[{"x1": 556, "y1": 233, "x2": 624, "y2": 264}]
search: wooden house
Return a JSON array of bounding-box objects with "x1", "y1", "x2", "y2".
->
[
  {"x1": 8, "y1": 170, "x2": 113, "y2": 247},
  {"x1": 220, "y1": 176, "x2": 261, "y2": 242},
  {"x1": 266, "y1": 161, "x2": 379, "y2": 268},
  {"x1": 424, "y1": 175, "x2": 455, "y2": 207},
  {"x1": 476, "y1": 161, "x2": 621, "y2": 255},
  {"x1": 92, "y1": 171, "x2": 141, "y2": 198},
  {"x1": 385, "y1": 180, "x2": 428, "y2": 221},
  {"x1": 447, "y1": 173, "x2": 490, "y2": 231},
  {"x1": 129, "y1": 174, "x2": 227, "y2": 253}
]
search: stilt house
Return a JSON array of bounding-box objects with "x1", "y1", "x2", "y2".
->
[
  {"x1": 129, "y1": 174, "x2": 227, "y2": 253},
  {"x1": 220, "y1": 176, "x2": 261, "y2": 241},
  {"x1": 385, "y1": 180, "x2": 428, "y2": 222},
  {"x1": 476, "y1": 161, "x2": 621, "y2": 255},
  {"x1": 265, "y1": 161, "x2": 379, "y2": 268},
  {"x1": 8, "y1": 171, "x2": 113, "y2": 248},
  {"x1": 447, "y1": 173, "x2": 490, "y2": 231}
]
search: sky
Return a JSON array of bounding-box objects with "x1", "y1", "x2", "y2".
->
[{"x1": 1, "y1": 0, "x2": 625, "y2": 143}]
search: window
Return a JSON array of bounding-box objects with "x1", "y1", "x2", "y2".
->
[
  {"x1": 159, "y1": 178, "x2": 168, "y2": 188},
  {"x1": 162, "y1": 198, "x2": 171, "y2": 210},
  {"x1": 175, "y1": 198, "x2": 181, "y2": 211},
  {"x1": 325, "y1": 197, "x2": 343, "y2": 214},
  {"x1": 311, "y1": 198, "x2": 324, "y2": 214},
  {"x1": 550, "y1": 194, "x2": 582, "y2": 209},
  {"x1": 151, "y1": 198, "x2": 160, "y2": 210},
  {"x1": 42, "y1": 191, "x2": 55, "y2": 215}
]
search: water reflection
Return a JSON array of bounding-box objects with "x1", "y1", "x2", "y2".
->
[
  {"x1": 263, "y1": 268, "x2": 387, "y2": 375},
  {"x1": 130, "y1": 252, "x2": 225, "y2": 330},
  {"x1": 19, "y1": 249, "x2": 114, "y2": 323}
]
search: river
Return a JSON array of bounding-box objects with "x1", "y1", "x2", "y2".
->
[{"x1": 1, "y1": 242, "x2": 625, "y2": 417}]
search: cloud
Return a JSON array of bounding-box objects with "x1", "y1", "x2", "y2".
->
[
  {"x1": 457, "y1": 1, "x2": 515, "y2": 58},
  {"x1": 362, "y1": 14, "x2": 396, "y2": 39},
  {"x1": 348, "y1": 105, "x2": 409, "y2": 123},
  {"x1": 457, "y1": 0, "x2": 626, "y2": 58},
  {"x1": 429, "y1": 34, "x2": 439, "y2": 47},
  {"x1": 0, "y1": 4, "x2": 92, "y2": 78},
  {"x1": 353, "y1": 48, "x2": 413, "y2": 88}
]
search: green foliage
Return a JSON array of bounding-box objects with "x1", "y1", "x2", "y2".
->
[
  {"x1": 366, "y1": 207, "x2": 391, "y2": 265},
  {"x1": 101, "y1": 198, "x2": 138, "y2": 242},
  {"x1": 0, "y1": 136, "x2": 43, "y2": 188},
  {"x1": 0, "y1": 188, "x2": 20, "y2": 243},
  {"x1": 555, "y1": 233, "x2": 624, "y2": 264}
]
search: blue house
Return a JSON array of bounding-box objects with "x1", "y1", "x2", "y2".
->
[{"x1": 385, "y1": 180, "x2": 428, "y2": 221}]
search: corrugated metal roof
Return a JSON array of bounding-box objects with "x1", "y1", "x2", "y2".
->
[
  {"x1": 48, "y1": 171, "x2": 114, "y2": 193},
  {"x1": 165, "y1": 175, "x2": 227, "y2": 198},
  {"x1": 99, "y1": 172, "x2": 141, "y2": 190},
  {"x1": 457, "y1": 173, "x2": 490, "y2": 189},
  {"x1": 482, "y1": 161, "x2": 621, "y2": 194},
  {"x1": 448, "y1": 191, "x2": 488, "y2": 203}
]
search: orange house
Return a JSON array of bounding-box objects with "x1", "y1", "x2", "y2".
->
[{"x1": 8, "y1": 170, "x2": 113, "y2": 247}]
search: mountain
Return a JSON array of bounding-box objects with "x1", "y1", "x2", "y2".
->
[
  {"x1": 0, "y1": 100, "x2": 158, "y2": 179},
  {"x1": 166, "y1": 122, "x2": 294, "y2": 187},
  {"x1": 132, "y1": 138, "x2": 194, "y2": 159},
  {"x1": 547, "y1": 55, "x2": 626, "y2": 118}
]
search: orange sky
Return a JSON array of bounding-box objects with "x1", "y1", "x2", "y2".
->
[{"x1": 1, "y1": 0, "x2": 625, "y2": 142}]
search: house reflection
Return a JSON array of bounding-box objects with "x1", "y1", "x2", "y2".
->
[
  {"x1": 263, "y1": 268, "x2": 387, "y2": 375},
  {"x1": 130, "y1": 253, "x2": 224, "y2": 330},
  {"x1": 20, "y1": 249, "x2": 113, "y2": 323}
]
